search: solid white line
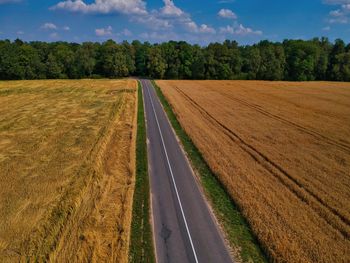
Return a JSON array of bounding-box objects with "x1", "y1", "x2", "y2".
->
[{"x1": 144, "y1": 81, "x2": 199, "y2": 263}]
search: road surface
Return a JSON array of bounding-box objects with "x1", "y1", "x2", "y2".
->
[{"x1": 141, "y1": 79, "x2": 233, "y2": 263}]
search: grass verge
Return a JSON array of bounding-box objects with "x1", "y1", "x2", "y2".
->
[
  {"x1": 151, "y1": 80, "x2": 268, "y2": 263},
  {"x1": 129, "y1": 81, "x2": 155, "y2": 263}
]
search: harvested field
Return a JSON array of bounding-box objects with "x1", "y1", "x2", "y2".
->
[
  {"x1": 0, "y1": 79, "x2": 137, "y2": 262},
  {"x1": 156, "y1": 80, "x2": 350, "y2": 263}
]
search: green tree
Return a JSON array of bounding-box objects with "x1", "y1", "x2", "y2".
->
[
  {"x1": 241, "y1": 46, "x2": 261, "y2": 79},
  {"x1": 147, "y1": 46, "x2": 166, "y2": 79},
  {"x1": 328, "y1": 39, "x2": 346, "y2": 80},
  {"x1": 258, "y1": 41, "x2": 285, "y2": 80},
  {"x1": 100, "y1": 40, "x2": 129, "y2": 77},
  {"x1": 73, "y1": 42, "x2": 97, "y2": 78},
  {"x1": 133, "y1": 40, "x2": 150, "y2": 77},
  {"x1": 191, "y1": 45, "x2": 205, "y2": 79},
  {"x1": 46, "y1": 53, "x2": 63, "y2": 79}
]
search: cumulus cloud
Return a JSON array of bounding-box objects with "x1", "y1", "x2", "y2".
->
[
  {"x1": 218, "y1": 8, "x2": 262, "y2": 37},
  {"x1": 51, "y1": 0, "x2": 260, "y2": 42},
  {"x1": 218, "y1": 9, "x2": 237, "y2": 19},
  {"x1": 157, "y1": 0, "x2": 216, "y2": 34},
  {"x1": 198, "y1": 24, "x2": 216, "y2": 34},
  {"x1": 51, "y1": 0, "x2": 147, "y2": 15},
  {"x1": 95, "y1": 25, "x2": 113, "y2": 36},
  {"x1": 132, "y1": 0, "x2": 215, "y2": 35},
  {"x1": 220, "y1": 24, "x2": 262, "y2": 36},
  {"x1": 160, "y1": 0, "x2": 184, "y2": 17},
  {"x1": 40, "y1": 23, "x2": 71, "y2": 32},
  {"x1": 324, "y1": 0, "x2": 350, "y2": 23},
  {"x1": 50, "y1": 32, "x2": 59, "y2": 39},
  {"x1": 132, "y1": 13, "x2": 172, "y2": 30},
  {"x1": 41, "y1": 23, "x2": 58, "y2": 30},
  {"x1": 120, "y1": 28, "x2": 132, "y2": 36}
]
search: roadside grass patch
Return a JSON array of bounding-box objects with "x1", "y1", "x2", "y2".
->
[{"x1": 129, "y1": 81, "x2": 155, "y2": 263}]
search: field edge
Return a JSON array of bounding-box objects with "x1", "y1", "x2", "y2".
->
[
  {"x1": 128, "y1": 81, "x2": 155, "y2": 263},
  {"x1": 152, "y1": 80, "x2": 268, "y2": 263}
]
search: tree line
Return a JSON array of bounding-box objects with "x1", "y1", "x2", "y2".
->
[{"x1": 0, "y1": 38, "x2": 349, "y2": 81}]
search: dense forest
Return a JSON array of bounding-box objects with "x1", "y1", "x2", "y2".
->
[{"x1": 0, "y1": 38, "x2": 349, "y2": 81}]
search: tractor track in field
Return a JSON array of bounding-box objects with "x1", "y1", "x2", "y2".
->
[
  {"x1": 172, "y1": 85, "x2": 350, "y2": 239},
  {"x1": 217, "y1": 91, "x2": 350, "y2": 154}
]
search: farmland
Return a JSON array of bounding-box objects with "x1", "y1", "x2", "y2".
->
[
  {"x1": 157, "y1": 80, "x2": 350, "y2": 262},
  {"x1": 0, "y1": 79, "x2": 137, "y2": 262}
]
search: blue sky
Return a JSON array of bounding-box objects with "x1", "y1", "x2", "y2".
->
[{"x1": 0, "y1": 0, "x2": 349, "y2": 44}]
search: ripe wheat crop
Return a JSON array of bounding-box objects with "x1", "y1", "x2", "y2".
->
[
  {"x1": 157, "y1": 80, "x2": 350, "y2": 263},
  {"x1": 0, "y1": 79, "x2": 137, "y2": 262}
]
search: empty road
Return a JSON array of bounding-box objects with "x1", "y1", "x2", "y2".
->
[{"x1": 141, "y1": 79, "x2": 233, "y2": 263}]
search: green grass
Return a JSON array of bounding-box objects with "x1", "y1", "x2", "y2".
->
[
  {"x1": 129, "y1": 81, "x2": 155, "y2": 263},
  {"x1": 152, "y1": 80, "x2": 268, "y2": 263}
]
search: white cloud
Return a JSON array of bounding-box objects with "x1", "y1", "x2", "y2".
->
[
  {"x1": 51, "y1": 0, "x2": 216, "y2": 38},
  {"x1": 180, "y1": 21, "x2": 216, "y2": 34},
  {"x1": 50, "y1": 0, "x2": 260, "y2": 42},
  {"x1": 198, "y1": 24, "x2": 216, "y2": 34},
  {"x1": 325, "y1": 0, "x2": 350, "y2": 23},
  {"x1": 41, "y1": 23, "x2": 72, "y2": 32},
  {"x1": 160, "y1": 0, "x2": 184, "y2": 17},
  {"x1": 132, "y1": 13, "x2": 172, "y2": 30},
  {"x1": 220, "y1": 24, "x2": 262, "y2": 36},
  {"x1": 120, "y1": 28, "x2": 132, "y2": 36},
  {"x1": 235, "y1": 24, "x2": 262, "y2": 36},
  {"x1": 329, "y1": 16, "x2": 348, "y2": 23},
  {"x1": 132, "y1": 0, "x2": 205, "y2": 35},
  {"x1": 157, "y1": 0, "x2": 215, "y2": 34},
  {"x1": 95, "y1": 25, "x2": 113, "y2": 36},
  {"x1": 41, "y1": 23, "x2": 58, "y2": 30},
  {"x1": 218, "y1": 9, "x2": 237, "y2": 19},
  {"x1": 50, "y1": 32, "x2": 59, "y2": 39},
  {"x1": 51, "y1": 0, "x2": 147, "y2": 15},
  {"x1": 330, "y1": 9, "x2": 343, "y2": 16},
  {"x1": 219, "y1": 25, "x2": 234, "y2": 34},
  {"x1": 323, "y1": 26, "x2": 331, "y2": 30},
  {"x1": 16, "y1": 30, "x2": 24, "y2": 35}
]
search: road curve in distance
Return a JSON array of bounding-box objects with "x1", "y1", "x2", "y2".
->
[{"x1": 141, "y1": 79, "x2": 233, "y2": 263}]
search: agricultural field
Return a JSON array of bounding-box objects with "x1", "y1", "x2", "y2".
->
[
  {"x1": 157, "y1": 80, "x2": 350, "y2": 262},
  {"x1": 0, "y1": 79, "x2": 137, "y2": 262}
]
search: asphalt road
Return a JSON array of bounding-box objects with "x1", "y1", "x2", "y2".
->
[{"x1": 141, "y1": 79, "x2": 233, "y2": 263}]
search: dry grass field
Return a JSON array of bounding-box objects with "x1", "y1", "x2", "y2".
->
[
  {"x1": 157, "y1": 80, "x2": 350, "y2": 263},
  {"x1": 0, "y1": 79, "x2": 137, "y2": 262}
]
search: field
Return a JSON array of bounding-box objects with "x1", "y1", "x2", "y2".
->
[
  {"x1": 156, "y1": 80, "x2": 350, "y2": 262},
  {"x1": 0, "y1": 79, "x2": 137, "y2": 262}
]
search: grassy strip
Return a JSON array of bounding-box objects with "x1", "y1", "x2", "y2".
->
[
  {"x1": 152, "y1": 80, "x2": 268, "y2": 263},
  {"x1": 129, "y1": 81, "x2": 155, "y2": 263}
]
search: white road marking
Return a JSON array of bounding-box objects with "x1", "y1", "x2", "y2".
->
[{"x1": 144, "y1": 81, "x2": 199, "y2": 263}]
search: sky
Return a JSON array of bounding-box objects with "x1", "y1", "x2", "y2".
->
[{"x1": 0, "y1": 0, "x2": 349, "y2": 45}]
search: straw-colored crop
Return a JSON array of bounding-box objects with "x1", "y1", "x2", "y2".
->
[
  {"x1": 0, "y1": 79, "x2": 137, "y2": 262},
  {"x1": 157, "y1": 80, "x2": 350, "y2": 263}
]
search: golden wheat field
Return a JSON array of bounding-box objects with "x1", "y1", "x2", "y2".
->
[
  {"x1": 157, "y1": 80, "x2": 350, "y2": 263},
  {"x1": 0, "y1": 79, "x2": 137, "y2": 262}
]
